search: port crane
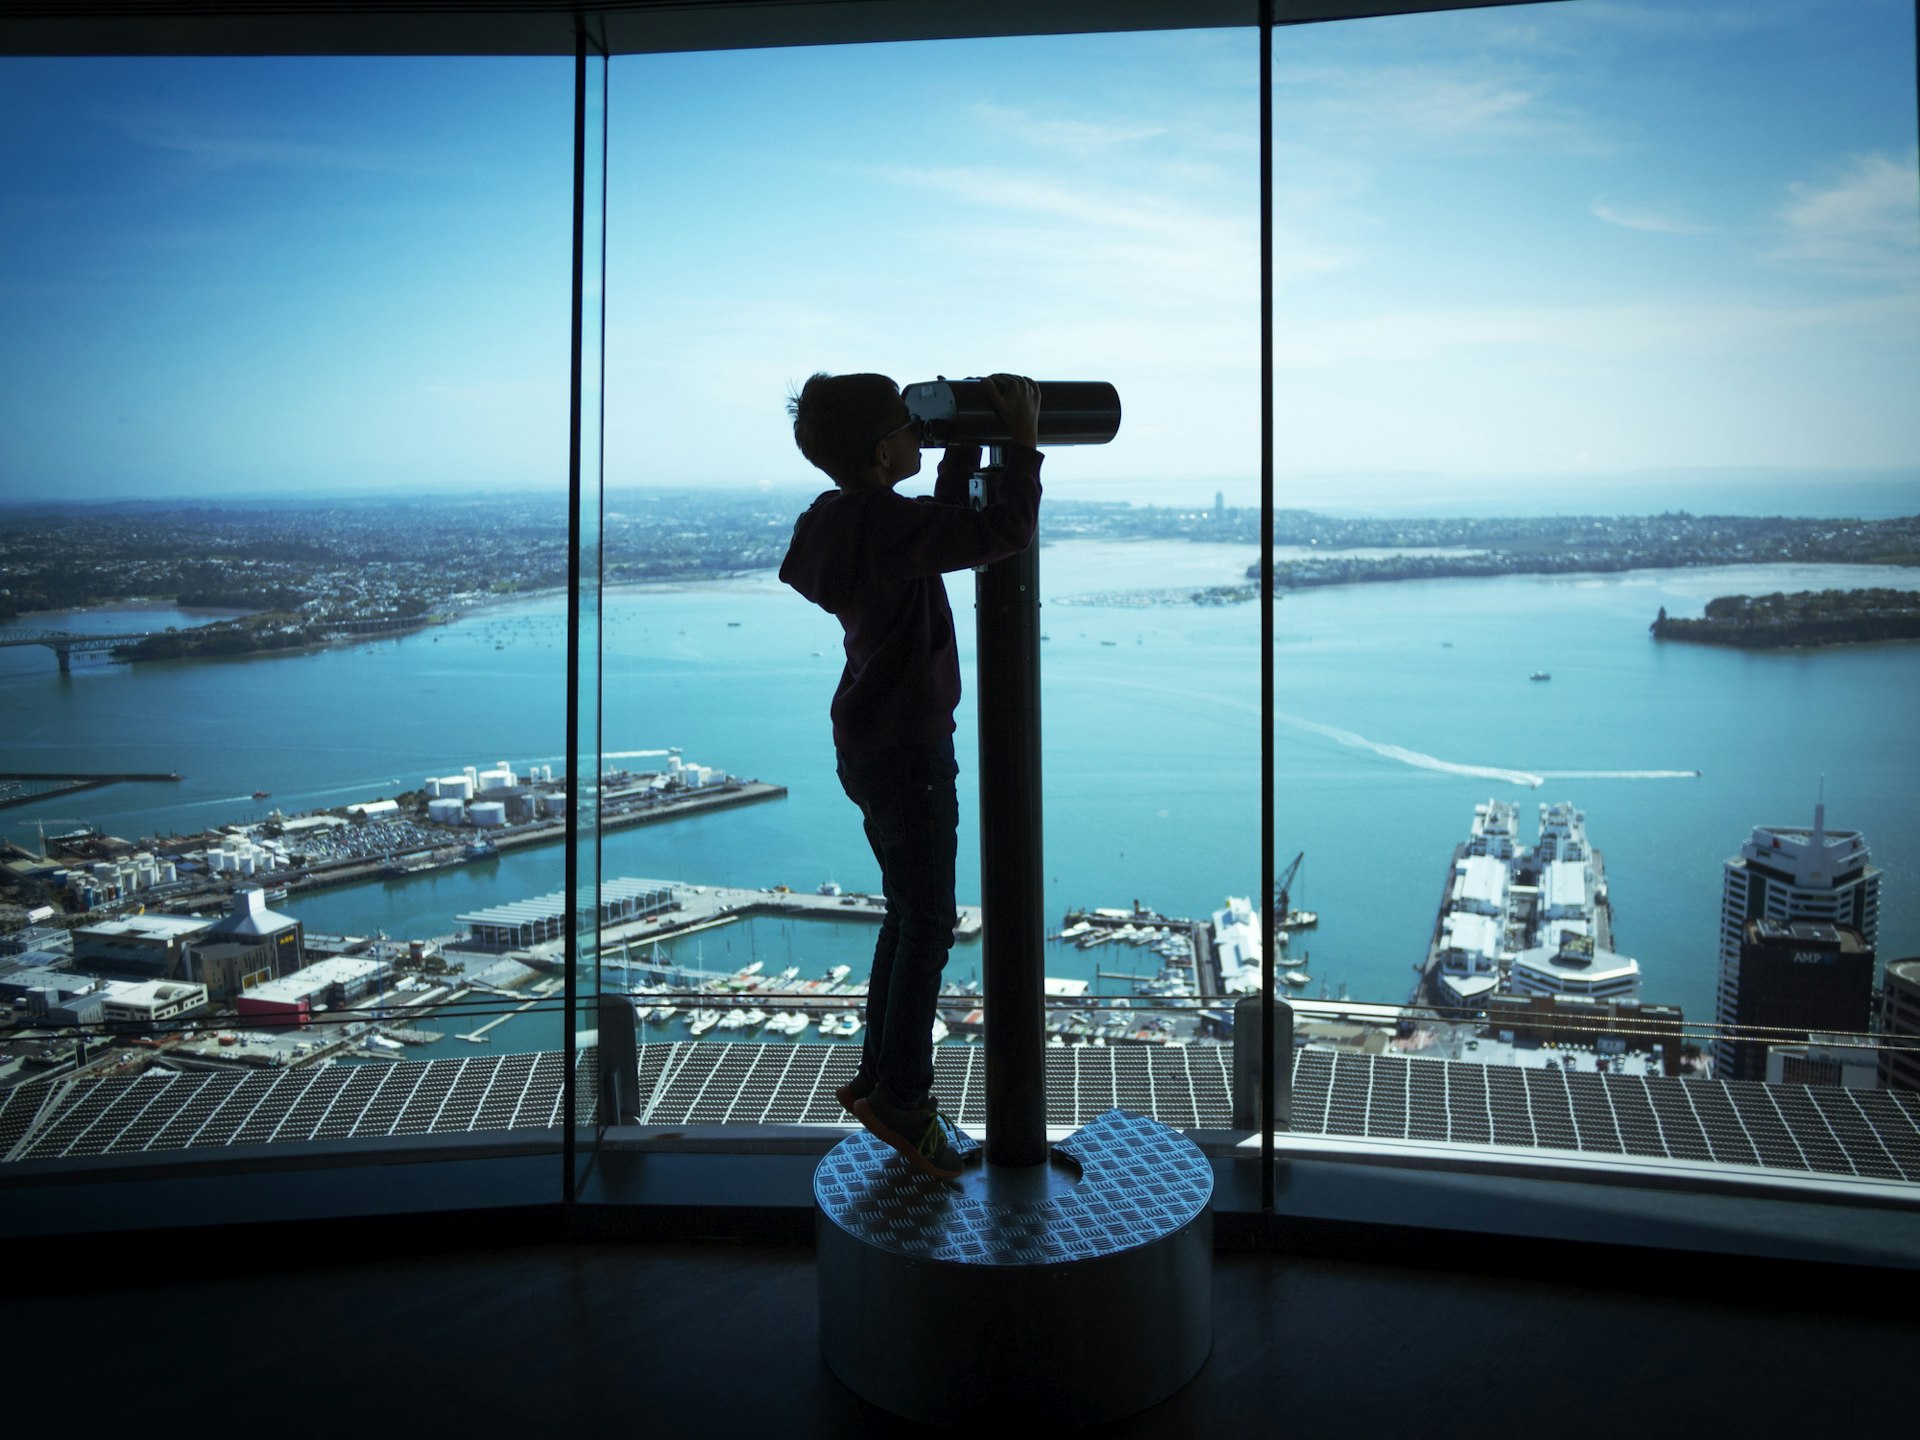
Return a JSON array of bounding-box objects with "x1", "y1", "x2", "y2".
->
[
  {"x1": 9, "y1": 817, "x2": 89, "y2": 861},
  {"x1": 1270, "y1": 850, "x2": 1303, "y2": 928}
]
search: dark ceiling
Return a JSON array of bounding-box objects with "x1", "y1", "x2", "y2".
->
[{"x1": 0, "y1": 1, "x2": 1550, "y2": 57}]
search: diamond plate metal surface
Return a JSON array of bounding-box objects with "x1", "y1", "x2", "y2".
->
[{"x1": 815, "y1": 1109, "x2": 1212, "y2": 1266}]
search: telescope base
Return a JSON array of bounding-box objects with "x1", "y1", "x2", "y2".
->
[{"x1": 815, "y1": 1109, "x2": 1213, "y2": 1428}]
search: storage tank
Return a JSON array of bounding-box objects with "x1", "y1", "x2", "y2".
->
[
  {"x1": 428, "y1": 797, "x2": 466, "y2": 825},
  {"x1": 463, "y1": 765, "x2": 479, "y2": 788},
  {"x1": 541, "y1": 793, "x2": 567, "y2": 817},
  {"x1": 469, "y1": 802, "x2": 507, "y2": 828},
  {"x1": 478, "y1": 767, "x2": 514, "y2": 791}
]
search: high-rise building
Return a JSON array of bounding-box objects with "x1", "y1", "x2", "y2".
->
[
  {"x1": 1714, "y1": 804, "x2": 1879, "y2": 1079},
  {"x1": 1879, "y1": 958, "x2": 1920, "y2": 1093},
  {"x1": 1721, "y1": 919, "x2": 1874, "y2": 1082}
]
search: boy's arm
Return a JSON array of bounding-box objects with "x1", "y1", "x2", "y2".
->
[
  {"x1": 932, "y1": 446, "x2": 984, "y2": 507},
  {"x1": 868, "y1": 445, "x2": 1043, "y2": 579}
]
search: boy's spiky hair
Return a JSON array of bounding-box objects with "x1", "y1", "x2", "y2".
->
[{"x1": 788, "y1": 372, "x2": 901, "y2": 487}]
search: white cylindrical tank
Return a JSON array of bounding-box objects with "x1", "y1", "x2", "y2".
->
[
  {"x1": 429, "y1": 797, "x2": 466, "y2": 825},
  {"x1": 541, "y1": 793, "x2": 567, "y2": 816},
  {"x1": 161, "y1": 861, "x2": 178, "y2": 884},
  {"x1": 668, "y1": 755, "x2": 683, "y2": 777},
  {"x1": 470, "y1": 802, "x2": 507, "y2": 828},
  {"x1": 463, "y1": 765, "x2": 479, "y2": 788},
  {"x1": 478, "y1": 767, "x2": 514, "y2": 791}
]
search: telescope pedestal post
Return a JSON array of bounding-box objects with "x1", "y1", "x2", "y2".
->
[{"x1": 816, "y1": 448, "x2": 1213, "y2": 1429}]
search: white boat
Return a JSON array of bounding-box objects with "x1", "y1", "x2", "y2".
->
[
  {"x1": 689, "y1": 1009, "x2": 721, "y2": 1036},
  {"x1": 826, "y1": 964, "x2": 851, "y2": 983},
  {"x1": 1281, "y1": 969, "x2": 1312, "y2": 987},
  {"x1": 776, "y1": 966, "x2": 800, "y2": 982},
  {"x1": 717, "y1": 1008, "x2": 753, "y2": 1030},
  {"x1": 766, "y1": 1011, "x2": 809, "y2": 1036}
]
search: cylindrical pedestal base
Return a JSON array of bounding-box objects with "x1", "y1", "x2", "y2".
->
[{"x1": 816, "y1": 1109, "x2": 1213, "y2": 1428}]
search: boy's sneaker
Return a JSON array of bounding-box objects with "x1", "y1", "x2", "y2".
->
[
  {"x1": 852, "y1": 1092, "x2": 966, "y2": 1180},
  {"x1": 835, "y1": 1075, "x2": 874, "y2": 1114}
]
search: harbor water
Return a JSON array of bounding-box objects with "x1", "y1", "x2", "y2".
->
[{"x1": 4, "y1": 541, "x2": 1918, "y2": 1062}]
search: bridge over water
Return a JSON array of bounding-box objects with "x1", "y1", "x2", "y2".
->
[
  {"x1": 0, "y1": 630, "x2": 160, "y2": 671},
  {"x1": 2, "y1": 614, "x2": 436, "y2": 671}
]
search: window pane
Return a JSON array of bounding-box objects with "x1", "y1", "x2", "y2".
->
[
  {"x1": 596, "y1": 30, "x2": 1259, "y2": 1146},
  {"x1": 1269, "y1": 1, "x2": 1920, "y2": 1195},
  {"x1": 0, "y1": 56, "x2": 583, "y2": 1176}
]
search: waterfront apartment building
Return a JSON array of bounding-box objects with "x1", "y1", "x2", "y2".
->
[
  {"x1": 1713, "y1": 806, "x2": 1880, "y2": 1078},
  {"x1": 1721, "y1": 919, "x2": 1874, "y2": 1083},
  {"x1": 1881, "y1": 958, "x2": 1920, "y2": 1093}
]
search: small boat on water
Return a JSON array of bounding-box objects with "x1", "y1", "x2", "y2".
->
[
  {"x1": 1530, "y1": 671, "x2": 1551, "y2": 681},
  {"x1": 689, "y1": 1009, "x2": 721, "y2": 1036},
  {"x1": 1281, "y1": 968, "x2": 1312, "y2": 987}
]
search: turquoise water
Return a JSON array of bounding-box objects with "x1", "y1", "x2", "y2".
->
[{"x1": 5, "y1": 544, "x2": 1918, "y2": 1061}]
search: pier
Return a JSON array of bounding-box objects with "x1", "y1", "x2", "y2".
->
[
  {"x1": 473, "y1": 878, "x2": 982, "y2": 961},
  {"x1": 0, "y1": 770, "x2": 182, "y2": 811}
]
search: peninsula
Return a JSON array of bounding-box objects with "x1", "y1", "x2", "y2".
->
[{"x1": 1650, "y1": 588, "x2": 1920, "y2": 649}]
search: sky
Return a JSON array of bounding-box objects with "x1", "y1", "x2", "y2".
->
[{"x1": 1, "y1": 0, "x2": 1916, "y2": 510}]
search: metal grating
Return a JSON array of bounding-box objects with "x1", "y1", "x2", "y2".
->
[{"x1": 3, "y1": 1046, "x2": 1918, "y2": 1194}]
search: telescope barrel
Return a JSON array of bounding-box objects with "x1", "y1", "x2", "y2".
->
[{"x1": 903, "y1": 379, "x2": 1121, "y2": 448}]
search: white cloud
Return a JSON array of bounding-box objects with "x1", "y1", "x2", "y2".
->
[
  {"x1": 1590, "y1": 200, "x2": 1714, "y2": 235},
  {"x1": 1773, "y1": 150, "x2": 1920, "y2": 279},
  {"x1": 971, "y1": 102, "x2": 1166, "y2": 151},
  {"x1": 102, "y1": 106, "x2": 417, "y2": 175},
  {"x1": 1269, "y1": 61, "x2": 1609, "y2": 156},
  {"x1": 1271, "y1": 292, "x2": 1920, "y2": 369}
]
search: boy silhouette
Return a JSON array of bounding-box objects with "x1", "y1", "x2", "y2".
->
[{"x1": 780, "y1": 372, "x2": 1042, "y2": 1177}]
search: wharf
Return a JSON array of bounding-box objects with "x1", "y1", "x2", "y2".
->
[
  {"x1": 506, "y1": 879, "x2": 982, "y2": 965},
  {"x1": 0, "y1": 770, "x2": 182, "y2": 811},
  {"x1": 1060, "y1": 904, "x2": 1224, "y2": 1005},
  {"x1": 153, "y1": 781, "x2": 787, "y2": 911}
]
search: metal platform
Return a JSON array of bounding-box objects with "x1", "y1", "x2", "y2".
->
[{"x1": 815, "y1": 1109, "x2": 1213, "y2": 1427}]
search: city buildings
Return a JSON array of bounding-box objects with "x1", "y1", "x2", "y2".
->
[
  {"x1": 1714, "y1": 805, "x2": 1881, "y2": 1078},
  {"x1": 1721, "y1": 919, "x2": 1875, "y2": 1083},
  {"x1": 1880, "y1": 957, "x2": 1920, "y2": 1093}
]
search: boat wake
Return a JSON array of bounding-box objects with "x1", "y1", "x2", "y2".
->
[
  {"x1": 1276, "y1": 714, "x2": 1701, "y2": 787},
  {"x1": 1275, "y1": 714, "x2": 1545, "y2": 787},
  {"x1": 1536, "y1": 769, "x2": 1701, "y2": 781}
]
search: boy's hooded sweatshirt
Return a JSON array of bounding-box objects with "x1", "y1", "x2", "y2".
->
[{"x1": 780, "y1": 443, "x2": 1042, "y2": 754}]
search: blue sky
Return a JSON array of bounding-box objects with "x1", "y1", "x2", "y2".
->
[{"x1": 1, "y1": 1, "x2": 1915, "y2": 507}]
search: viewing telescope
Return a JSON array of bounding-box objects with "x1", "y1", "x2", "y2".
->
[{"x1": 903, "y1": 379, "x2": 1121, "y2": 448}]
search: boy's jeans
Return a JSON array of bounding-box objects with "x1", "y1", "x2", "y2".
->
[{"x1": 835, "y1": 736, "x2": 960, "y2": 1110}]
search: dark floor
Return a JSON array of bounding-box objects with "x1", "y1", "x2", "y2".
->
[{"x1": 10, "y1": 1232, "x2": 1915, "y2": 1437}]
